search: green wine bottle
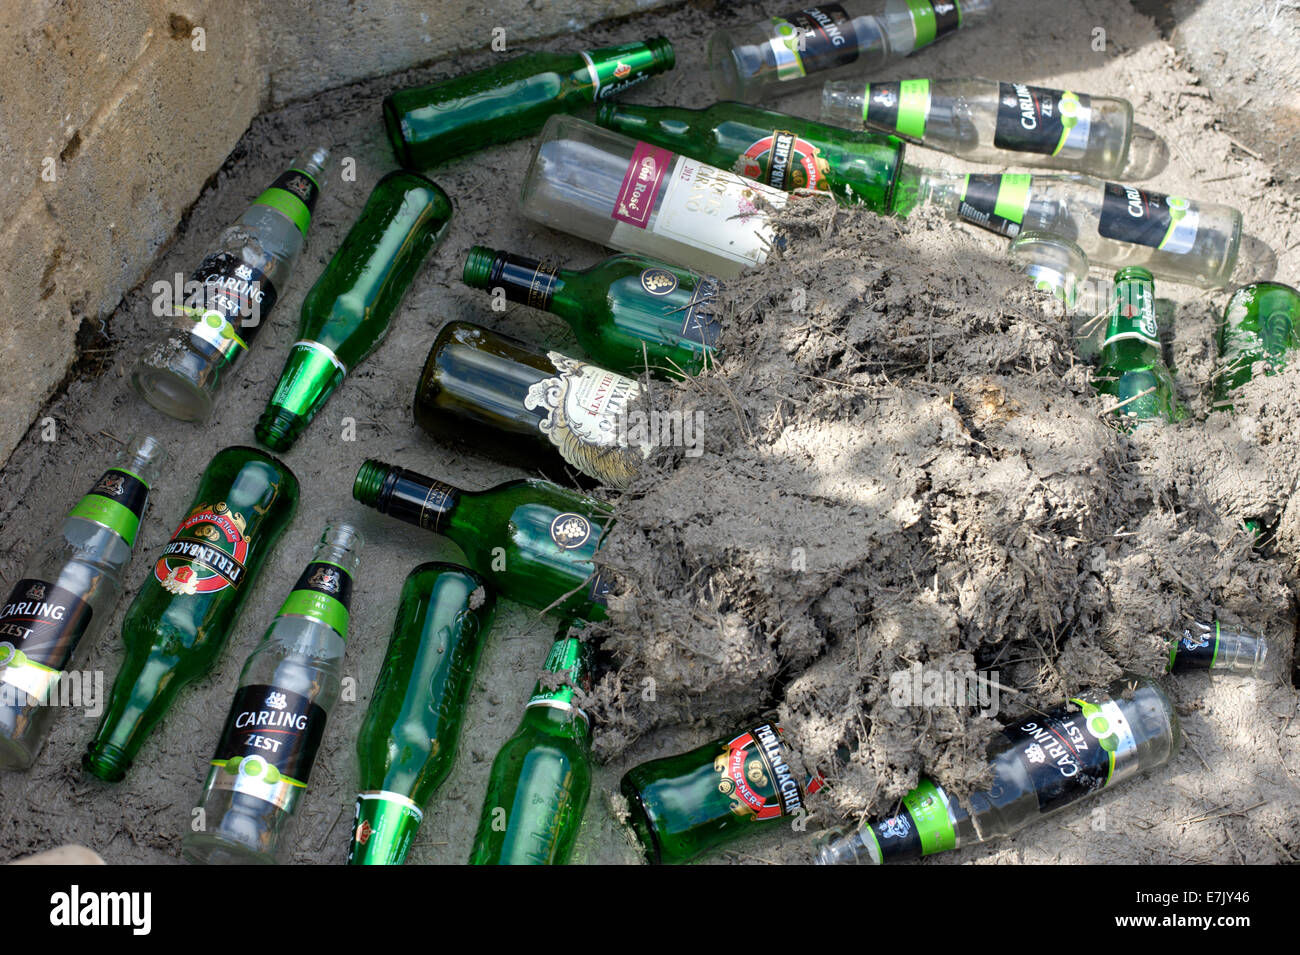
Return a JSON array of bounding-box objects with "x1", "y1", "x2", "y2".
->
[
  {"x1": 414, "y1": 321, "x2": 650, "y2": 489},
  {"x1": 84, "y1": 447, "x2": 299, "y2": 782},
  {"x1": 463, "y1": 246, "x2": 720, "y2": 378},
  {"x1": 384, "y1": 37, "x2": 675, "y2": 167},
  {"x1": 348, "y1": 562, "x2": 496, "y2": 865},
  {"x1": 255, "y1": 171, "x2": 453, "y2": 452},
  {"x1": 595, "y1": 100, "x2": 905, "y2": 210},
  {"x1": 1092, "y1": 266, "x2": 1182, "y2": 428},
  {"x1": 469, "y1": 631, "x2": 592, "y2": 865},
  {"x1": 353, "y1": 459, "x2": 611, "y2": 622}
]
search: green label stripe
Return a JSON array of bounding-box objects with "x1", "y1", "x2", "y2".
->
[
  {"x1": 993, "y1": 173, "x2": 1031, "y2": 225},
  {"x1": 0, "y1": 646, "x2": 58, "y2": 674},
  {"x1": 68, "y1": 495, "x2": 140, "y2": 546},
  {"x1": 905, "y1": 0, "x2": 938, "y2": 46},
  {"x1": 897, "y1": 79, "x2": 931, "y2": 140},
  {"x1": 278, "y1": 589, "x2": 349, "y2": 636},
  {"x1": 212, "y1": 756, "x2": 306, "y2": 788},
  {"x1": 905, "y1": 778, "x2": 956, "y2": 855},
  {"x1": 1211, "y1": 619, "x2": 1221, "y2": 667},
  {"x1": 253, "y1": 168, "x2": 321, "y2": 236}
]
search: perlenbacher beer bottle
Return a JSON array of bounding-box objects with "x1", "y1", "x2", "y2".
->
[
  {"x1": 896, "y1": 166, "x2": 1242, "y2": 287},
  {"x1": 814, "y1": 676, "x2": 1179, "y2": 864},
  {"x1": 255, "y1": 172, "x2": 452, "y2": 452},
  {"x1": 349, "y1": 562, "x2": 496, "y2": 865},
  {"x1": 1092, "y1": 267, "x2": 1182, "y2": 428},
  {"x1": 1213, "y1": 282, "x2": 1300, "y2": 411},
  {"x1": 621, "y1": 720, "x2": 824, "y2": 864},
  {"x1": 469, "y1": 630, "x2": 592, "y2": 864},
  {"x1": 384, "y1": 37, "x2": 675, "y2": 167},
  {"x1": 0, "y1": 435, "x2": 166, "y2": 770},
  {"x1": 184, "y1": 522, "x2": 362, "y2": 864},
  {"x1": 822, "y1": 79, "x2": 1146, "y2": 179},
  {"x1": 709, "y1": 0, "x2": 993, "y2": 102},
  {"x1": 131, "y1": 147, "x2": 329, "y2": 422},
  {"x1": 414, "y1": 322, "x2": 650, "y2": 489},
  {"x1": 353, "y1": 459, "x2": 611, "y2": 622},
  {"x1": 85, "y1": 447, "x2": 299, "y2": 782},
  {"x1": 595, "y1": 101, "x2": 905, "y2": 210},
  {"x1": 462, "y1": 246, "x2": 720, "y2": 378},
  {"x1": 521, "y1": 116, "x2": 788, "y2": 279},
  {"x1": 1168, "y1": 620, "x2": 1267, "y2": 678}
]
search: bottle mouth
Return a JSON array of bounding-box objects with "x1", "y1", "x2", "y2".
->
[
  {"x1": 352, "y1": 459, "x2": 393, "y2": 508},
  {"x1": 1113, "y1": 265, "x2": 1155, "y2": 286},
  {"x1": 645, "y1": 36, "x2": 675, "y2": 72},
  {"x1": 462, "y1": 245, "x2": 502, "y2": 289},
  {"x1": 254, "y1": 408, "x2": 303, "y2": 453},
  {"x1": 83, "y1": 742, "x2": 130, "y2": 783}
]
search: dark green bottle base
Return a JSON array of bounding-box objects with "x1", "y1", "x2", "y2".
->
[
  {"x1": 83, "y1": 741, "x2": 131, "y2": 783},
  {"x1": 620, "y1": 777, "x2": 663, "y2": 865}
]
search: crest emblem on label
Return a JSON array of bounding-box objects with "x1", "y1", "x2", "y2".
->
[
  {"x1": 550, "y1": 513, "x2": 594, "y2": 550},
  {"x1": 94, "y1": 474, "x2": 126, "y2": 496},
  {"x1": 879, "y1": 811, "x2": 913, "y2": 840},
  {"x1": 640, "y1": 268, "x2": 679, "y2": 296},
  {"x1": 26, "y1": 584, "x2": 45, "y2": 601},
  {"x1": 155, "y1": 501, "x2": 251, "y2": 595},
  {"x1": 308, "y1": 567, "x2": 340, "y2": 593}
]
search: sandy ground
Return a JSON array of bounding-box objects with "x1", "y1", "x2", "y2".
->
[{"x1": 1, "y1": 0, "x2": 1298, "y2": 865}]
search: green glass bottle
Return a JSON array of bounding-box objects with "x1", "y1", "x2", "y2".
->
[
  {"x1": 1213, "y1": 282, "x2": 1300, "y2": 410},
  {"x1": 348, "y1": 562, "x2": 496, "y2": 865},
  {"x1": 815, "y1": 676, "x2": 1180, "y2": 864},
  {"x1": 383, "y1": 38, "x2": 675, "y2": 167},
  {"x1": 621, "y1": 720, "x2": 823, "y2": 865},
  {"x1": 0, "y1": 435, "x2": 166, "y2": 770},
  {"x1": 462, "y1": 246, "x2": 720, "y2": 379},
  {"x1": 414, "y1": 321, "x2": 650, "y2": 489},
  {"x1": 84, "y1": 446, "x2": 299, "y2": 782},
  {"x1": 469, "y1": 631, "x2": 592, "y2": 865},
  {"x1": 1167, "y1": 620, "x2": 1267, "y2": 678},
  {"x1": 595, "y1": 100, "x2": 905, "y2": 211},
  {"x1": 184, "y1": 521, "x2": 362, "y2": 864},
  {"x1": 1092, "y1": 266, "x2": 1182, "y2": 428},
  {"x1": 255, "y1": 171, "x2": 453, "y2": 452},
  {"x1": 353, "y1": 459, "x2": 610, "y2": 622}
]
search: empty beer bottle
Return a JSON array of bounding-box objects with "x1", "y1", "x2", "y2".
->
[
  {"x1": 896, "y1": 166, "x2": 1242, "y2": 288},
  {"x1": 414, "y1": 322, "x2": 650, "y2": 489},
  {"x1": 349, "y1": 562, "x2": 495, "y2": 865},
  {"x1": 384, "y1": 37, "x2": 675, "y2": 168},
  {"x1": 1168, "y1": 620, "x2": 1267, "y2": 678},
  {"x1": 822, "y1": 79, "x2": 1151, "y2": 179},
  {"x1": 814, "y1": 675, "x2": 1180, "y2": 864},
  {"x1": 0, "y1": 435, "x2": 166, "y2": 770},
  {"x1": 462, "y1": 246, "x2": 720, "y2": 378},
  {"x1": 595, "y1": 101, "x2": 905, "y2": 210},
  {"x1": 255, "y1": 172, "x2": 452, "y2": 452},
  {"x1": 85, "y1": 447, "x2": 298, "y2": 782},
  {"x1": 469, "y1": 631, "x2": 592, "y2": 865},
  {"x1": 353, "y1": 459, "x2": 610, "y2": 622},
  {"x1": 184, "y1": 522, "x2": 361, "y2": 864},
  {"x1": 1213, "y1": 282, "x2": 1300, "y2": 410},
  {"x1": 709, "y1": 0, "x2": 993, "y2": 102},
  {"x1": 132, "y1": 147, "x2": 329, "y2": 422},
  {"x1": 622, "y1": 720, "x2": 823, "y2": 865},
  {"x1": 521, "y1": 116, "x2": 788, "y2": 279},
  {"x1": 1092, "y1": 267, "x2": 1182, "y2": 428}
]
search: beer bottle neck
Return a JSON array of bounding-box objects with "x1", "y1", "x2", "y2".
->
[
  {"x1": 353, "y1": 460, "x2": 464, "y2": 537},
  {"x1": 576, "y1": 37, "x2": 675, "y2": 102},
  {"x1": 525, "y1": 634, "x2": 591, "y2": 733},
  {"x1": 275, "y1": 523, "x2": 362, "y2": 639}
]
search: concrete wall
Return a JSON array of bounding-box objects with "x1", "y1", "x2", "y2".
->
[{"x1": 0, "y1": 0, "x2": 667, "y2": 468}]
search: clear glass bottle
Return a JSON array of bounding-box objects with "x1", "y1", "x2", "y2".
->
[
  {"x1": 0, "y1": 435, "x2": 166, "y2": 770},
  {"x1": 183, "y1": 522, "x2": 362, "y2": 864},
  {"x1": 131, "y1": 146, "x2": 330, "y2": 422},
  {"x1": 1167, "y1": 620, "x2": 1267, "y2": 678},
  {"x1": 520, "y1": 115, "x2": 787, "y2": 279},
  {"x1": 710, "y1": 0, "x2": 994, "y2": 102}
]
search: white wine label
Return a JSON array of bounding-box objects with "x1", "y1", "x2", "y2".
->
[{"x1": 652, "y1": 157, "x2": 785, "y2": 268}]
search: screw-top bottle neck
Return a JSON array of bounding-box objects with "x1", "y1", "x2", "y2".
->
[
  {"x1": 353, "y1": 460, "x2": 463, "y2": 536},
  {"x1": 275, "y1": 521, "x2": 364, "y2": 639},
  {"x1": 66, "y1": 433, "x2": 168, "y2": 548},
  {"x1": 526, "y1": 629, "x2": 592, "y2": 728},
  {"x1": 253, "y1": 145, "x2": 330, "y2": 237},
  {"x1": 462, "y1": 245, "x2": 568, "y2": 313}
]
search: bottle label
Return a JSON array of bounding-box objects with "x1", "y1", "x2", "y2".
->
[
  {"x1": 863, "y1": 778, "x2": 957, "y2": 862},
  {"x1": 67, "y1": 467, "x2": 151, "y2": 547},
  {"x1": 717, "y1": 723, "x2": 823, "y2": 820},
  {"x1": 994, "y1": 83, "x2": 1093, "y2": 158},
  {"x1": 1002, "y1": 692, "x2": 1139, "y2": 814},
  {"x1": 957, "y1": 173, "x2": 1031, "y2": 238},
  {"x1": 180, "y1": 252, "x2": 280, "y2": 360},
  {"x1": 210, "y1": 683, "x2": 328, "y2": 811},
  {"x1": 277, "y1": 561, "x2": 353, "y2": 637},
  {"x1": 1102, "y1": 275, "x2": 1159, "y2": 348},
  {"x1": 652, "y1": 156, "x2": 784, "y2": 268},
  {"x1": 588, "y1": 569, "x2": 613, "y2": 607},
  {"x1": 253, "y1": 167, "x2": 321, "y2": 236},
  {"x1": 613, "y1": 141, "x2": 674, "y2": 229},
  {"x1": 526, "y1": 636, "x2": 590, "y2": 719},
  {"x1": 154, "y1": 502, "x2": 250, "y2": 596},
  {"x1": 581, "y1": 41, "x2": 663, "y2": 101},
  {"x1": 1098, "y1": 183, "x2": 1199, "y2": 254},
  {"x1": 765, "y1": 6, "x2": 857, "y2": 81},
  {"x1": 905, "y1": 0, "x2": 962, "y2": 49},
  {"x1": 349, "y1": 791, "x2": 424, "y2": 865},
  {"x1": 266, "y1": 341, "x2": 347, "y2": 417},
  {"x1": 1168, "y1": 621, "x2": 1219, "y2": 672},
  {"x1": 863, "y1": 80, "x2": 932, "y2": 141},
  {"x1": 0, "y1": 579, "x2": 94, "y2": 701},
  {"x1": 734, "y1": 130, "x2": 828, "y2": 191},
  {"x1": 524, "y1": 353, "x2": 649, "y2": 489}
]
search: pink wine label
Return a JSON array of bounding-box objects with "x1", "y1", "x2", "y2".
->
[{"x1": 612, "y1": 141, "x2": 673, "y2": 229}]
